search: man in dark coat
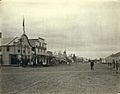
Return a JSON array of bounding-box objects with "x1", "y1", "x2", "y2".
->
[
  {"x1": 116, "y1": 61, "x2": 119, "y2": 74},
  {"x1": 113, "y1": 59, "x2": 115, "y2": 68},
  {"x1": 90, "y1": 60, "x2": 94, "y2": 70}
]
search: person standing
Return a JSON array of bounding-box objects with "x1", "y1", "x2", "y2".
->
[
  {"x1": 119, "y1": 60, "x2": 120, "y2": 72},
  {"x1": 90, "y1": 60, "x2": 94, "y2": 70},
  {"x1": 113, "y1": 59, "x2": 115, "y2": 68},
  {"x1": 116, "y1": 61, "x2": 119, "y2": 74}
]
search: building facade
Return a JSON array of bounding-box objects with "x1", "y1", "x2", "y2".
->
[
  {"x1": 0, "y1": 34, "x2": 32, "y2": 65},
  {"x1": 105, "y1": 52, "x2": 120, "y2": 64},
  {"x1": 29, "y1": 37, "x2": 48, "y2": 65},
  {"x1": 0, "y1": 33, "x2": 50, "y2": 66}
]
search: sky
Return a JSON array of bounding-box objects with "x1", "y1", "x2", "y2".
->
[{"x1": 0, "y1": 0, "x2": 120, "y2": 58}]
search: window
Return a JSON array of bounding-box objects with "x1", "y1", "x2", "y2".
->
[
  {"x1": 32, "y1": 48, "x2": 35, "y2": 51},
  {"x1": 28, "y1": 49, "x2": 30, "y2": 54},
  {"x1": 42, "y1": 43, "x2": 44, "y2": 47},
  {"x1": 39, "y1": 43, "x2": 41, "y2": 47},
  {"x1": 6, "y1": 46, "x2": 10, "y2": 52},
  {"x1": 38, "y1": 48, "x2": 39, "y2": 53},
  {"x1": 44, "y1": 50, "x2": 45, "y2": 53},
  {"x1": 18, "y1": 49, "x2": 20, "y2": 53},
  {"x1": 23, "y1": 50, "x2": 25, "y2": 53},
  {"x1": 45, "y1": 44, "x2": 46, "y2": 48},
  {"x1": 0, "y1": 48, "x2": 1, "y2": 52}
]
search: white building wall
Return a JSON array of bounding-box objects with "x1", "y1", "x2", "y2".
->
[
  {"x1": 2, "y1": 46, "x2": 15, "y2": 65},
  {"x1": 1, "y1": 34, "x2": 32, "y2": 65}
]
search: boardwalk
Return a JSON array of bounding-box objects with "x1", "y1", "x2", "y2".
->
[{"x1": 0, "y1": 63, "x2": 120, "y2": 94}]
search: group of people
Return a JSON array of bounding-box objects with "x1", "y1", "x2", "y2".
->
[
  {"x1": 17, "y1": 56, "x2": 31, "y2": 67},
  {"x1": 89, "y1": 59, "x2": 120, "y2": 73},
  {"x1": 111, "y1": 60, "x2": 120, "y2": 74}
]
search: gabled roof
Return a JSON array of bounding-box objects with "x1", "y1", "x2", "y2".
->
[
  {"x1": 29, "y1": 37, "x2": 47, "y2": 47},
  {"x1": 7, "y1": 37, "x2": 20, "y2": 45},
  {"x1": 107, "y1": 52, "x2": 120, "y2": 58},
  {"x1": 112, "y1": 52, "x2": 120, "y2": 57},
  {"x1": 29, "y1": 39, "x2": 38, "y2": 47},
  {"x1": 0, "y1": 34, "x2": 32, "y2": 47},
  {"x1": 1, "y1": 37, "x2": 20, "y2": 46},
  {"x1": 0, "y1": 34, "x2": 46, "y2": 48}
]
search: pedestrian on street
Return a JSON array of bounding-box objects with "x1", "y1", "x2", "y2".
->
[
  {"x1": 112, "y1": 59, "x2": 115, "y2": 68},
  {"x1": 90, "y1": 60, "x2": 94, "y2": 70},
  {"x1": 116, "y1": 61, "x2": 119, "y2": 74},
  {"x1": 119, "y1": 60, "x2": 120, "y2": 72}
]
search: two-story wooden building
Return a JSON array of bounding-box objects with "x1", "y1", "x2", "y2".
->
[
  {"x1": 0, "y1": 34, "x2": 32, "y2": 65},
  {"x1": 0, "y1": 32, "x2": 51, "y2": 66},
  {"x1": 29, "y1": 37, "x2": 47, "y2": 65},
  {"x1": 0, "y1": 18, "x2": 53, "y2": 66}
]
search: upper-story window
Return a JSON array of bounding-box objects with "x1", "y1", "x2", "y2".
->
[
  {"x1": 6, "y1": 46, "x2": 10, "y2": 52},
  {"x1": 23, "y1": 50, "x2": 25, "y2": 53},
  {"x1": 32, "y1": 48, "x2": 35, "y2": 51},
  {"x1": 42, "y1": 43, "x2": 44, "y2": 48},
  {"x1": 28, "y1": 50, "x2": 30, "y2": 54},
  {"x1": 45, "y1": 44, "x2": 47, "y2": 48},
  {"x1": 18, "y1": 49, "x2": 20, "y2": 53},
  {"x1": 44, "y1": 50, "x2": 45, "y2": 53},
  {"x1": 39, "y1": 43, "x2": 41, "y2": 47},
  {"x1": 38, "y1": 48, "x2": 39, "y2": 53}
]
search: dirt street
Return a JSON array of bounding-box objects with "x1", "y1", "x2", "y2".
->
[{"x1": 0, "y1": 63, "x2": 120, "y2": 94}]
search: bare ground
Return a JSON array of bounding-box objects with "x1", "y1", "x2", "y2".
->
[{"x1": 0, "y1": 63, "x2": 120, "y2": 94}]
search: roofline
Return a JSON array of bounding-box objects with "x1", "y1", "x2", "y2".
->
[
  {"x1": 7, "y1": 37, "x2": 19, "y2": 45},
  {"x1": 29, "y1": 37, "x2": 45, "y2": 41},
  {"x1": 38, "y1": 37, "x2": 45, "y2": 41},
  {"x1": 0, "y1": 45, "x2": 15, "y2": 47},
  {"x1": 29, "y1": 39, "x2": 38, "y2": 40},
  {"x1": 108, "y1": 53, "x2": 120, "y2": 57}
]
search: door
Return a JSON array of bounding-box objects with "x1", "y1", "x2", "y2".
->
[{"x1": 11, "y1": 55, "x2": 18, "y2": 64}]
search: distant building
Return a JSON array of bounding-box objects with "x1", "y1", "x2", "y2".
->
[{"x1": 105, "y1": 52, "x2": 120, "y2": 64}]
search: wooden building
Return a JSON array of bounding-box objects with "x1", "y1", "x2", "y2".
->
[{"x1": 0, "y1": 34, "x2": 32, "y2": 65}]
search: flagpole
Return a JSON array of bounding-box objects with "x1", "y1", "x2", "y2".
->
[{"x1": 23, "y1": 16, "x2": 25, "y2": 34}]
